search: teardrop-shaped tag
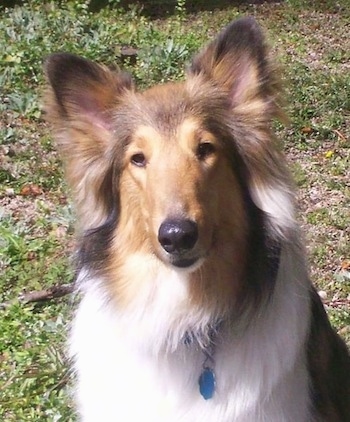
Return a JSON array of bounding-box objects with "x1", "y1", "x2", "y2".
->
[{"x1": 198, "y1": 368, "x2": 215, "y2": 400}]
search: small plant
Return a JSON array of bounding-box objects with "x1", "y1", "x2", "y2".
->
[
  {"x1": 136, "y1": 38, "x2": 189, "y2": 84},
  {"x1": 175, "y1": 0, "x2": 187, "y2": 23},
  {"x1": 6, "y1": 92, "x2": 40, "y2": 119}
]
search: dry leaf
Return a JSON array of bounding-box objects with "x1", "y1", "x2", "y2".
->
[
  {"x1": 20, "y1": 184, "x2": 43, "y2": 196},
  {"x1": 301, "y1": 127, "x2": 313, "y2": 134},
  {"x1": 341, "y1": 260, "x2": 350, "y2": 270}
]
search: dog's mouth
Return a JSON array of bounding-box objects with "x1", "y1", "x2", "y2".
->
[
  {"x1": 155, "y1": 246, "x2": 206, "y2": 271},
  {"x1": 172, "y1": 257, "x2": 198, "y2": 268},
  {"x1": 159, "y1": 254, "x2": 205, "y2": 273},
  {"x1": 159, "y1": 249, "x2": 208, "y2": 272},
  {"x1": 171, "y1": 256, "x2": 201, "y2": 269}
]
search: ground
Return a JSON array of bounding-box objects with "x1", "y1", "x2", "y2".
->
[{"x1": 0, "y1": 0, "x2": 349, "y2": 420}]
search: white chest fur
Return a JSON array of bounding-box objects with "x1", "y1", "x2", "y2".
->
[{"x1": 70, "y1": 248, "x2": 313, "y2": 422}]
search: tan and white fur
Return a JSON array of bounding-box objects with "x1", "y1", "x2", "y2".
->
[{"x1": 44, "y1": 17, "x2": 350, "y2": 422}]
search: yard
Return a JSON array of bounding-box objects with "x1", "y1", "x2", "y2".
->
[{"x1": 0, "y1": 0, "x2": 349, "y2": 419}]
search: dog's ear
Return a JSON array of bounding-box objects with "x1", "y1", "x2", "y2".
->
[
  {"x1": 44, "y1": 53, "x2": 134, "y2": 230},
  {"x1": 189, "y1": 16, "x2": 281, "y2": 121},
  {"x1": 189, "y1": 17, "x2": 295, "y2": 236}
]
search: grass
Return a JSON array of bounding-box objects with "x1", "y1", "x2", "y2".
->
[{"x1": 0, "y1": 0, "x2": 349, "y2": 419}]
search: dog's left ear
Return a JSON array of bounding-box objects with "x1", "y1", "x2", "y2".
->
[
  {"x1": 189, "y1": 17, "x2": 295, "y2": 236},
  {"x1": 189, "y1": 16, "x2": 281, "y2": 122}
]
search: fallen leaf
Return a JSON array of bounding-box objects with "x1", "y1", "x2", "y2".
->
[
  {"x1": 333, "y1": 129, "x2": 347, "y2": 142},
  {"x1": 20, "y1": 184, "x2": 43, "y2": 196},
  {"x1": 53, "y1": 226, "x2": 67, "y2": 239},
  {"x1": 341, "y1": 260, "x2": 350, "y2": 270},
  {"x1": 301, "y1": 126, "x2": 313, "y2": 134}
]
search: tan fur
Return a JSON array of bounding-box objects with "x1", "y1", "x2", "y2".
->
[{"x1": 109, "y1": 113, "x2": 248, "y2": 310}]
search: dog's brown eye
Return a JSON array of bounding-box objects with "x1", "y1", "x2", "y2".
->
[
  {"x1": 131, "y1": 153, "x2": 147, "y2": 167},
  {"x1": 196, "y1": 142, "x2": 216, "y2": 160}
]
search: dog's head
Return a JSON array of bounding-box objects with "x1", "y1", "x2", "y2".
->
[{"x1": 44, "y1": 17, "x2": 294, "y2": 289}]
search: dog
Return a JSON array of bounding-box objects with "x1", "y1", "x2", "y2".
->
[{"x1": 44, "y1": 16, "x2": 350, "y2": 422}]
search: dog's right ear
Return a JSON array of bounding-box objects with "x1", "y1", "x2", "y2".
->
[{"x1": 44, "y1": 53, "x2": 134, "y2": 230}]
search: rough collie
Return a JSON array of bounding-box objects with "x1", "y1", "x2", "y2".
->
[{"x1": 44, "y1": 16, "x2": 350, "y2": 422}]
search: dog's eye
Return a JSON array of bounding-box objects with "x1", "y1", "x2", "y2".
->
[
  {"x1": 196, "y1": 142, "x2": 216, "y2": 160},
  {"x1": 130, "y1": 153, "x2": 147, "y2": 167}
]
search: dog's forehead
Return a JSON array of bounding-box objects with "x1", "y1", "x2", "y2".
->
[
  {"x1": 131, "y1": 117, "x2": 210, "y2": 147},
  {"x1": 137, "y1": 82, "x2": 190, "y2": 128},
  {"x1": 121, "y1": 80, "x2": 227, "y2": 137}
]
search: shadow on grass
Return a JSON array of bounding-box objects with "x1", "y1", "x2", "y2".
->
[
  {"x1": 2, "y1": 0, "x2": 344, "y2": 18},
  {"x1": 88, "y1": 0, "x2": 347, "y2": 16},
  {"x1": 89, "y1": 0, "x2": 283, "y2": 15},
  {"x1": 0, "y1": 0, "x2": 282, "y2": 13}
]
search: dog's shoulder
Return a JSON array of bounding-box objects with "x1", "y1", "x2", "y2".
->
[{"x1": 308, "y1": 288, "x2": 350, "y2": 421}]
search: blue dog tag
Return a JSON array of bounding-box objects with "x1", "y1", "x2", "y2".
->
[{"x1": 198, "y1": 368, "x2": 215, "y2": 400}]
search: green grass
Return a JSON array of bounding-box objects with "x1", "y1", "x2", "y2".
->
[{"x1": 1, "y1": 0, "x2": 349, "y2": 419}]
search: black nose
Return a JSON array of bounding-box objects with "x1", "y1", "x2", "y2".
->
[{"x1": 158, "y1": 219, "x2": 198, "y2": 254}]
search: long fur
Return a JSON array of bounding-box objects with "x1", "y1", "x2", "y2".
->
[{"x1": 44, "y1": 17, "x2": 350, "y2": 422}]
